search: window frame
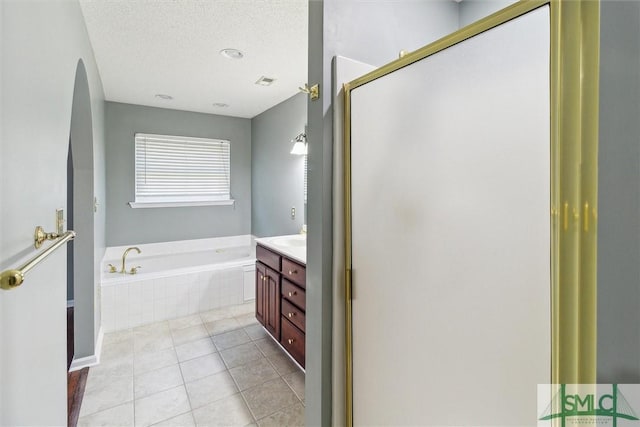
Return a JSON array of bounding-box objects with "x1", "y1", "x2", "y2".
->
[{"x1": 129, "y1": 133, "x2": 234, "y2": 209}]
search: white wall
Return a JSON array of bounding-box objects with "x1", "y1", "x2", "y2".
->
[
  {"x1": 0, "y1": 0, "x2": 4, "y2": 418},
  {"x1": 0, "y1": 0, "x2": 105, "y2": 424},
  {"x1": 323, "y1": 0, "x2": 460, "y2": 111},
  {"x1": 331, "y1": 56, "x2": 376, "y2": 427},
  {"x1": 306, "y1": 1, "x2": 460, "y2": 425},
  {"x1": 459, "y1": 0, "x2": 518, "y2": 28}
]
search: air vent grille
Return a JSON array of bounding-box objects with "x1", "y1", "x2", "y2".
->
[{"x1": 255, "y1": 76, "x2": 276, "y2": 86}]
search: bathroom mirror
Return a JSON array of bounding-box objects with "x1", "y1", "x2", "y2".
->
[{"x1": 304, "y1": 152, "x2": 308, "y2": 228}]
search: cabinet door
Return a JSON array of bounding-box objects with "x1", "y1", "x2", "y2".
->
[
  {"x1": 265, "y1": 266, "x2": 281, "y2": 339},
  {"x1": 255, "y1": 262, "x2": 267, "y2": 326}
]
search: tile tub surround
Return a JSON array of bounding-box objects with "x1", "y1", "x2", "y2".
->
[
  {"x1": 101, "y1": 267, "x2": 255, "y2": 332},
  {"x1": 79, "y1": 302, "x2": 305, "y2": 426},
  {"x1": 101, "y1": 236, "x2": 257, "y2": 332},
  {"x1": 102, "y1": 235, "x2": 256, "y2": 262}
]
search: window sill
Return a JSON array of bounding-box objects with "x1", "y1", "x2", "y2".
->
[{"x1": 128, "y1": 200, "x2": 235, "y2": 209}]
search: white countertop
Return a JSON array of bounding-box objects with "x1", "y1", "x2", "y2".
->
[{"x1": 254, "y1": 234, "x2": 306, "y2": 265}]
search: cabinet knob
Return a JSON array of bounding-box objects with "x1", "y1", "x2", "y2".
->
[
  {"x1": 288, "y1": 270, "x2": 297, "y2": 275},
  {"x1": 288, "y1": 312, "x2": 295, "y2": 318},
  {"x1": 288, "y1": 291, "x2": 296, "y2": 297},
  {"x1": 288, "y1": 338, "x2": 295, "y2": 345}
]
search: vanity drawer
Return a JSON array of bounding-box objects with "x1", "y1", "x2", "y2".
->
[
  {"x1": 281, "y1": 279, "x2": 306, "y2": 311},
  {"x1": 280, "y1": 317, "x2": 305, "y2": 368},
  {"x1": 282, "y1": 258, "x2": 305, "y2": 288},
  {"x1": 281, "y1": 298, "x2": 305, "y2": 332},
  {"x1": 257, "y1": 244, "x2": 281, "y2": 271}
]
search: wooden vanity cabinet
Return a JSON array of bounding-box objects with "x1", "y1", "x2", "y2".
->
[
  {"x1": 282, "y1": 258, "x2": 306, "y2": 287},
  {"x1": 255, "y1": 262, "x2": 267, "y2": 326},
  {"x1": 280, "y1": 315, "x2": 305, "y2": 366},
  {"x1": 255, "y1": 243, "x2": 306, "y2": 368},
  {"x1": 264, "y1": 266, "x2": 280, "y2": 337},
  {"x1": 255, "y1": 261, "x2": 280, "y2": 338}
]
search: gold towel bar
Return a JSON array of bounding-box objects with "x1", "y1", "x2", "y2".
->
[{"x1": 0, "y1": 230, "x2": 76, "y2": 290}]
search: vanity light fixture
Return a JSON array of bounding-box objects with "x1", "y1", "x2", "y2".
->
[
  {"x1": 219, "y1": 48, "x2": 244, "y2": 59},
  {"x1": 155, "y1": 94, "x2": 173, "y2": 100},
  {"x1": 290, "y1": 133, "x2": 307, "y2": 155}
]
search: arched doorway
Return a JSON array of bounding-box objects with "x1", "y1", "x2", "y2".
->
[{"x1": 67, "y1": 59, "x2": 96, "y2": 367}]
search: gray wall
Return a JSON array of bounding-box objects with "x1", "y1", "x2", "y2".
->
[
  {"x1": 69, "y1": 60, "x2": 100, "y2": 360},
  {"x1": 597, "y1": 0, "x2": 640, "y2": 383},
  {"x1": 105, "y1": 102, "x2": 251, "y2": 246},
  {"x1": 1, "y1": 0, "x2": 106, "y2": 423},
  {"x1": 0, "y1": 0, "x2": 4, "y2": 421},
  {"x1": 251, "y1": 93, "x2": 307, "y2": 237},
  {"x1": 67, "y1": 148, "x2": 74, "y2": 302},
  {"x1": 306, "y1": 2, "x2": 460, "y2": 425},
  {"x1": 459, "y1": 0, "x2": 518, "y2": 28},
  {"x1": 324, "y1": 0, "x2": 460, "y2": 87}
]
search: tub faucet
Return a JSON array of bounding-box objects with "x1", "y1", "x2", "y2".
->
[{"x1": 121, "y1": 247, "x2": 141, "y2": 273}]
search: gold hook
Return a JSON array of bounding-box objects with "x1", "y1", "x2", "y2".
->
[{"x1": 299, "y1": 83, "x2": 320, "y2": 101}]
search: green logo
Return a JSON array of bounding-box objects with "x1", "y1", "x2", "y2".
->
[{"x1": 539, "y1": 384, "x2": 639, "y2": 426}]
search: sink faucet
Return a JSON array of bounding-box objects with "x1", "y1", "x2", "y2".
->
[{"x1": 121, "y1": 247, "x2": 141, "y2": 273}]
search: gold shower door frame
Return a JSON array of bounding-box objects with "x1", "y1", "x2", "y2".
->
[{"x1": 342, "y1": 0, "x2": 600, "y2": 425}]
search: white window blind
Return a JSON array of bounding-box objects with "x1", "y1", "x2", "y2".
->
[{"x1": 134, "y1": 133, "x2": 231, "y2": 206}]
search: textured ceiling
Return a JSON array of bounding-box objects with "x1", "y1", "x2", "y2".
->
[{"x1": 79, "y1": 0, "x2": 308, "y2": 118}]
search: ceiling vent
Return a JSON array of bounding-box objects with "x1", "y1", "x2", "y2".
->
[
  {"x1": 255, "y1": 76, "x2": 276, "y2": 86},
  {"x1": 219, "y1": 48, "x2": 244, "y2": 59}
]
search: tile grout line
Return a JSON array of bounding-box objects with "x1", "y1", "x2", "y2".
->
[
  {"x1": 132, "y1": 340, "x2": 136, "y2": 426},
  {"x1": 78, "y1": 332, "x2": 136, "y2": 421},
  {"x1": 281, "y1": 373, "x2": 305, "y2": 404},
  {"x1": 209, "y1": 310, "x2": 262, "y2": 424},
  {"x1": 97, "y1": 305, "x2": 300, "y2": 426},
  {"x1": 170, "y1": 320, "x2": 196, "y2": 426},
  {"x1": 216, "y1": 335, "x2": 259, "y2": 424},
  {"x1": 256, "y1": 401, "x2": 305, "y2": 425},
  {"x1": 78, "y1": 397, "x2": 136, "y2": 421},
  {"x1": 236, "y1": 350, "x2": 304, "y2": 423},
  {"x1": 135, "y1": 323, "x2": 188, "y2": 426},
  {"x1": 201, "y1": 309, "x2": 258, "y2": 425}
]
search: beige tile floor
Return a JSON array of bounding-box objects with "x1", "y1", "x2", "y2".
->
[{"x1": 78, "y1": 302, "x2": 305, "y2": 427}]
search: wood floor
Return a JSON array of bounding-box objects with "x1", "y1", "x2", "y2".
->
[
  {"x1": 68, "y1": 368, "x2": 89, "y2": 427},
  {"x1": 68, "y1": 307, "x2": 74, "y2": 370},
  {"x1": 68, "y1": 306, "x2": 88, "y2": 427}
]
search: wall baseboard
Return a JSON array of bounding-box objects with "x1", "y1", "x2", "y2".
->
[
  {"x1": 68, "y1": 355, "x2": 97, "y2": 372},
  {"x1": 95, "y1": 326, "x2": 104, "y2": 363},
  {"x1": 68, "y1": 326, "x2": 103, "y2": 372}
]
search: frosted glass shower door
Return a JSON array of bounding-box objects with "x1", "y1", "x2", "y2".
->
[{"x1": 349, "y1": 6, "x2": 550, "y2": 426}]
